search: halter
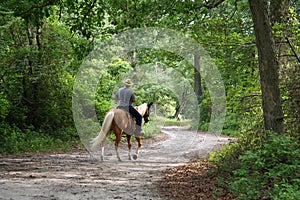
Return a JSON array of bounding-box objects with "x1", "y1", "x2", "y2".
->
[
  {"x1": 143, "y1": 102, "x2": 153, "y2": 123},
  {"x1": 136, "y1": 102, "x2": 153, "y2": 124}
]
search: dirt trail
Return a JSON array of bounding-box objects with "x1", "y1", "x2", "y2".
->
[{"x1": 0, "y1": 126, "x2": 230, "y2": 200}]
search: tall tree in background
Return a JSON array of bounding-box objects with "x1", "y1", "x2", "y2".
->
[
  {"x1": 270, "y1": 0, "x2": 290, "y2": 68},
  {"x1": 248, "y1": 0, "x2": 284, "y2": 133},
  {"x1": 270, "y1": 0, "x2": 300, "y2": 136},
  {"x1": 194, "y1": 53, "x2": 202, "y2": 104}
]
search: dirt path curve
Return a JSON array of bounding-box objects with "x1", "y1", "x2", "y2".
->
[{"x1": 0, "y1": 126, "x2": 230, "y2": 200}]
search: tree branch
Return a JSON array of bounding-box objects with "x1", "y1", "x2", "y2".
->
[
  {"x1": 285, "y1": 36, "x2": 300, "y2": 63},
  {"x1": 205, "y1": 0, "x2": 227, "y2": 9},
  {"x1": 18, "y1": 0, "x2": 57, "y2": 18}
]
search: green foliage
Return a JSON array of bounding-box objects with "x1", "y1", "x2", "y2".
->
[
  {"x1": 222, "y1": 112, "x2": 243, "y2": 136},
  {"x1": 0, "y1": 123, "x2": 25, "y2": 154},
  {"x1": 0, "y1": 4, "x2": 82, "y2": 154},
  {"x1": 271, "y1": 183, "x2": 300, "y2": 200},
  {"x1": 228, "y1": 133, "x2": 300, "y2": 199},
  {"x1": 0, "y1": 92, "x2": 9, "y2": 120},
  {"x1": 208, "y1": 142, "x2": 242, "y2": 186},
  {"x1": 187, "y1": 0, "x2": 261, "y2": 137},
  {"x1": 0, "y1": 123, "x2": 78, "y2": 154},
  {"x1": 280, "y1": 52, "x2": 300, "y2": 138},
  {"x1": 95, "y1": 59, "x2": 132, "y2": 121},
  {"x1": 142, "y1": 117, "x2": 162, "y2": 138},
  {"x1": 162, "y1": 118, "x2": 191, "y2": 127},
  {"x1": 209, "y1": 131, "x2": 300, "y2": 200}
]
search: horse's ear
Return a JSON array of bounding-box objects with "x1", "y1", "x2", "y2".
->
[{"x1": 148, "y1": 102, "x2": 153, "y2": 107}]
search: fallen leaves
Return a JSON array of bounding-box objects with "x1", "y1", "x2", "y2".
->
[{"x1": 157, "y1": 161, "x2": 235, "y2": 200}]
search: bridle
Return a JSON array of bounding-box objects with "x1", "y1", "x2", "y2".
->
[
  {"x1": 143, "y1": 102, "x2": 153, "y2": 124},
  {"x1": 143, "y1": 109, "x2": 150, "y2": 123}
]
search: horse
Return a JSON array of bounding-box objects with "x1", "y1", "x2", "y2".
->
[{"x1": 91, "y1": 102, "x2": 153, "y2": 161}]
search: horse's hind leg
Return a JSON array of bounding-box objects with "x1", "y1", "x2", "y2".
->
[
  {"x1": 126, "y1": 135, "x2": 132, "y2": 160},
  {"x1": 115, "y1": 132, "x2": 122, "y2": 161},
  {"x1": 101, "y1": 140, "x2": 105, "y2": 161}
]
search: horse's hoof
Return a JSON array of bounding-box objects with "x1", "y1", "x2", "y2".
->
[{"x1": 132, "y1": 155, "x2": 138, "y2": 160}]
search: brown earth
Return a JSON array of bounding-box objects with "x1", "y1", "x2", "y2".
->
[{"x1": 0, "y1": 126, "x2": 232, "y2": 200}]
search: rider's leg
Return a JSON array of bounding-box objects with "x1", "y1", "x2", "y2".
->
[{"x1": 129, "y1": 106, "x2": 143, "y2": 136}]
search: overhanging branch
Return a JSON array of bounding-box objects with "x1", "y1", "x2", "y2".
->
[{"x1": 204, "y1": 0, "x2": 227, "y2": 9}]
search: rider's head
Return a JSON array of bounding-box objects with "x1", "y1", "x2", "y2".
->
[{"x1": 124, "y1": 79, "x2": 133, "y2": 88}]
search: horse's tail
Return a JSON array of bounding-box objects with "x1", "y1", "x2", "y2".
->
[{"x1": 91, "y1": 111, "x2": 114, "y2": 151}]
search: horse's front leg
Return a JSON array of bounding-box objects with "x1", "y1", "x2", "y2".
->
[
  {"x1": 133, "y1": 137, "x2": 142, "y2": 160},
  {"x1": 126, "y1": 135, "x2": 132, "y2": 160}
]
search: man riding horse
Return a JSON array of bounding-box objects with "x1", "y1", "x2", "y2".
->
[
  {"x1": 115, "y1": 79, "x2": 144, "y2": 136},
  {"x1": 91, "y1": 79, "x2": 152, "y2": 161}
]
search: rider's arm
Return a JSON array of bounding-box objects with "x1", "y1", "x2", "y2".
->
[
  {"x1": 131, "y1": 97, "x2": 136, "y2": 103},
  {"x1": 131, "y1": 94, "x2": 136, "y2": 103}
]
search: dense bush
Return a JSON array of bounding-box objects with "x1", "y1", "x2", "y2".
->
[
  {"x1": 209, "y1": 132, "x2": 300, "y2": 200},
  {"x1": 0, "y1": 123, "x2": 80, "y2": 154},
  {"x1": 230, "y1": 132, "x2": 300, "y2": 199}
]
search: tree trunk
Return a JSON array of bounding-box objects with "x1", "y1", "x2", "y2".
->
[
  {"x1": 270, "y1": 0, "x2": 289, "y2": 25},
  {"x1": 24, "y1": 24, "x2": 37, "y2": 126},
  {"x1": 194, "y1": 53, "x2": 203, "y2": 104},
  {"x1": 174, "y1": 89, "x2": 188, "y2": 119},
  {"x1": 248, "y1": 0, "x2": 284, "y2": 133},
  {"x1": 270, "y1": 0, "x2": 290, "y2": 69}
]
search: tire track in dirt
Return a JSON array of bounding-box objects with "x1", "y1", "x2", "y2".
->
[{"x1": 0, "y1": 126, "x2": 230, "y2": 200}]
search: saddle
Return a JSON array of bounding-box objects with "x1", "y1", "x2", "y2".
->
[
  {"x1": 116, "y1": 106, "x2": 136, "y2": 135},
  {"x1": 117, "y1": 106, "x2": 134, "y2": 119}
]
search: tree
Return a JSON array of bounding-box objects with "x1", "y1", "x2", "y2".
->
[
  {"x1": 248, "y1": 0, "x2": 284, "y2": 134},
  {"x1": 194, "y1": 53, "x2": 203, "y2": 104},
  {"x1": 270, "y1": 0, "x2": 300, "y2": 136}
]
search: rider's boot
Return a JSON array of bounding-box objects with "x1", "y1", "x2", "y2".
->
[{"x1": 133, "y1": 126, "x2": 144, "y2": 137}]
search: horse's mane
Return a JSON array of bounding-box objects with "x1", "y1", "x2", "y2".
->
[{"x1": 136, "y1": 103, "x2": 148, "y2": 116}]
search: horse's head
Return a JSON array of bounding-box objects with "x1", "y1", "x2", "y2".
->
[{"x1": 143, "y1": 102, "x2": 153, "y2": 123}]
